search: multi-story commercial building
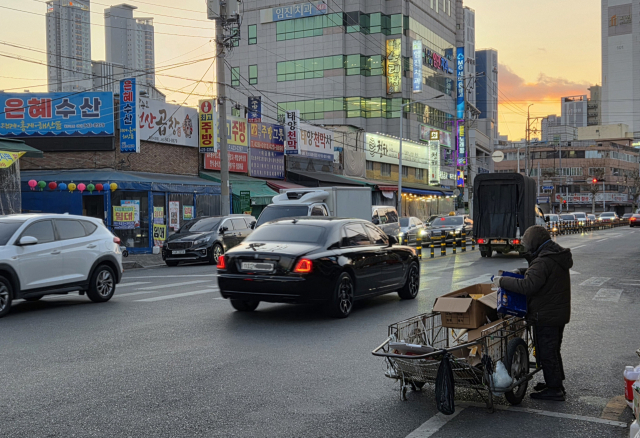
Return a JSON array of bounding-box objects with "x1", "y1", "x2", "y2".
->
[
  {"x1": 601, "y1": 0, "x2": 638, "y2": 137},
  {"x1": 588, "y1": 84, "x2": 601, "y2": 126},
  {"x1": 46, "y1": 0, "x2": 93, "y2": 92},
  {"x1": 92, "y1": 60, "x2": 165, "y2": 100},
  {"x1": 105, "y1": 4, "x2": 155, "y2": 88},
  {"x1": 475, "y1": 49, "x2": 498, "y2": 135},
  {"x1": 561, "y1": 95, "x2": 587, "y2": 128}
]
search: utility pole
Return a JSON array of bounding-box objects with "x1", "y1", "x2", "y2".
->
[{"x1": 526, "y1": 104, "x2": 533, "y2": 176}]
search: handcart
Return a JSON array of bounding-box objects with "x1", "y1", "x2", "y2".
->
[{"x1": 372, "y1": 312, "x2": 542, "y2": 409}]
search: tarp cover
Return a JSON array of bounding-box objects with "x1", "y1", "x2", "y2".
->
[{"x1": 473, "y1": 173, "x2": 536, "y2": 239}]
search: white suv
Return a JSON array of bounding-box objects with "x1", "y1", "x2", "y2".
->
[{"x1": 0, "y1": 214, "x2": 123, "y2": 318}]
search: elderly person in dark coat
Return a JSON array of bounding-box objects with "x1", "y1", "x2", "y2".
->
[{"x1": 493, "y1": 225, "x2": 573, "y2": 401}]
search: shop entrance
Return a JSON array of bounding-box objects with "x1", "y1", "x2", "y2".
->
[{"x1": 82, "y1": 195, "x2": 105, "y2": 220}]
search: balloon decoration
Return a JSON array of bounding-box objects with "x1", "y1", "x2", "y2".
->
[
  {"x1": 87, "y1": 183, "x2": 95, "y2": 193},
  {"x1": 58, "y1": 183, "x2": 67, "y2": 191},
  {"x1": 28, "y1": 180, "x2": 37, "y2": 191},
  {"x1": 77, "y1": 183, "x2": 86, "y2": 193},
  {"x1": 68, "y1": 183, "x2": 77, "y2": 192},
  {"x1": 37, "y1": 181, "x2": 46, "y2": 191},
  {"x1": 110, "y1": 183, "x2": 118, "y2": 192},
  {"x1": 48, "y1": 182, "x2": 57, "y2": 190},
  {"x1": 95, "y1": 183, "x2": 104, "y2": 192}
]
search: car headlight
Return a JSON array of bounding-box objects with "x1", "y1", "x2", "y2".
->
[
  {"x1": 455, "y1": 229, "x2": 461, "y2": 234},
  {"x1": 194, "y1": 236, "x2": 211, "y2": 246}
]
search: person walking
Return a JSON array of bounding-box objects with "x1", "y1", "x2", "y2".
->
[{"x1": 492, "y1": 225, "x2": 573, "y2": 401}]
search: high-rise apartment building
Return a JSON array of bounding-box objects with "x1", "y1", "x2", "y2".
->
[
  {"x1": 475, "y1": 48, "x2": 498, "y2": 145},
  {"x1": 561, "y1": 95, "x2": 587, "y2": 128},
  {"x1": 588, "y1": 84, "x2": 601, "y2": 126},
  {"x1": 601, "y1": 0, "x2": 636, "y2": 137},
  {"x1": 104, "y1": 4, "x2": 155, "y2": 87},
  {"x1": 46, "y1": 0, "x2": 92, "y2": 92}
]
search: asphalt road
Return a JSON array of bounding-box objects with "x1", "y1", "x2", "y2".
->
[{"x1": 1, "y1": 226, "x2": 638, "y2": 437}]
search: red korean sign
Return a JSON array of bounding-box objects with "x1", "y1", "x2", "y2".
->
[{"x1": 204, "y1": 150, "x2": 248, "y2": 173}]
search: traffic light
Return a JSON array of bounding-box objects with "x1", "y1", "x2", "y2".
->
[
  {"x1": 563, "y1": 200, "x2": 567, "y2": 205},
  {"x1": 592, "y1": 178, "x2": 598, "y2": 184}
]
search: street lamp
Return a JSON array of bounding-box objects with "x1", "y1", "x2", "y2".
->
[{"x1": 398, "y1": 94, "x2": 445, "y2": 215}]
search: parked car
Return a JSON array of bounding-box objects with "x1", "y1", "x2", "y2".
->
[
  {"x1": 399, "y1": 217, "x2": 426, "y2": 245},
  {"x1": 629, "y1": 214, "x2": 640, "y2": 227},
  {"x1": 371, "y1": 206, "x2": 400, "y2": 237},
  {"x1": 425, "y1": 215, "x2": 439, "y2": 226},
  {"x1": 0, "y1": 214, "x2": 123, "y2": 318},
  {"x1": 427, "y1": 215, "x2": 473, "y2": 244},
  {"x1": 598, "y1": 212, "x2": 619, "y2": 223},
  {"x1": 545, "y1": 214, "x2": 560, "y2": 233},
  {"x1": 573, "y1": 212, "x2": 587, "y2": 224},
  {"x1": 559, "y1": 214, "x2": 577, "y2": 223},
  {"x1": 217, "y1": 218, "x2": 420, "y2": 318},
  {"x1": 622, "y1": 213, "x2": 634, "y2": 220},
  {"x1": 162, "y1": 214, "x2": 256, "y2": 266},
  {"x1": 587, "y1": 214, "x2": 597, "y2": 222}
]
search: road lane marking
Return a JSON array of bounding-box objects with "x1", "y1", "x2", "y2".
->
[
  {"x1": 571, "y1": 245, "x2": 585, "y2": 249},
  {"x1": 593, "y1": 288, "x2": 623, "y2": 302},
  {"x1": 117, "y1": 282, "x2": 151, "y2": 288},
  {"x1": 137, "y1": 280, "x2": 212, "y2": 290},
  {"x1": 595, "y1": 238, "x2": 608, "y2": 242},
  {"x1": 570, "y1": 270, "x2": 581, "y2": 275},
  {"x1": 123, "y1": 274, "x2": 218, "y2": 279},
  {"x1": 115, "y1": 290, "x2": 156, "y2": 298},
  {"x1": 456, "y1": 402, "x2": 627, "y2": 428},
  {"x1": 580, "y1": 277, "x2": 611, "y2": 286},
  {"x1": 135, "y1": 288, "x2": 219, "y2": 302},
  {"x1": 454, "y1": 274, "x2": 493, "y2": 287},
  {"x1": 405, "y1": 407, "x2": 464, "y2": 438}
]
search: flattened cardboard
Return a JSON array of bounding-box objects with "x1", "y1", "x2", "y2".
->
[
  {"x1": 432, "y1": 283, "x2": 497, "y2": 329},
  {"x1": 432, "y1": 297, "x2": 473, "y2": 314},
  {"x1": 478, "y1": 291, "x2": 498, "y2": 310}
]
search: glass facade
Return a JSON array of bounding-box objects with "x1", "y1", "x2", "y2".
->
[{"x1": 276, "y1": 54, "x2": 383, "y2": 82}]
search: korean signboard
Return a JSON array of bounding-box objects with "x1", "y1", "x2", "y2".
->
[
  {"x1": 0, "y1": 92, "x2": 114, "y2": 138},
  {"x1": 608, "y1": 4, "x2": 632, "y2": 36},
  {"x1": 456, "y1": 47, "x2": 465, "y2": 120},
  {"x1": 428, "y1": 140, "x2": 441, "y2": 185},
  {"x1": 365, "y1": 132, "x2": 437, "y2": 172},
  {"x1": 284, "y1": 110, "x2": 300, "y2": 155},
  {"x1": 0, "y1": 151, "x2": 24, "y2": 168},
  {"x1": 119, "y1": 79, "x2": 139, "y2": 153},
  {"x1": 271, "y1": 1, "x2": 326, "y2": 22},
  {"x1": 153, "y1": 207, "x2": 164, "y2": 224},
  {"x1": 250, "y1": 122, "x2": 285, "y2": 179},
  {"x1": 153, "y1": 224, "x2": 167, "y2": 247},
  {"x1": 198, "y1": 99, "x2": 217, "y2": 153},
  {"x1": 139, "y1": 98, "x2": 197, "y2": 147},
  {"x1": 113, "y1": 206, "x2": 135, "y2": 230},
  {"x1": 412, "y1": 40, "x2": 423, "y2": 93},
  {"x1": 419, "y1": 124, "x2": 453, "y2": 148},
  {"x1": 240, "y1": 191, "x2": 251, "y2": 214},
  {"x1": 457, "y1": 122, "x2": 466, "y2": 166},
  {"x1": 386, "y1": 39, "x2": 402, "y2": 94},
  {"x1": 299, "y1": 123, "x2": 333, "y2": 161},
  {"x1": 204, "y1": 144, "x2": 249, "y2": 173},
  {"x1": 424, "y1": 48, "x2": 452, "y2": 74},
  {"x1": 169, "y1": 201, "x2": 180, "y2": 230},
  {"x1": 183, "y1": 205, "x2": 194, "y2": 220},
  {"x1": 248, "y1": 97, "x2": 261, "y2": 123},
  {"x1": 121, "y1": 200, "x2": 140, "y2": 228}
]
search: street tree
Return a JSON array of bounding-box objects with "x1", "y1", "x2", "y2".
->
[{"x1": 624, "y1": 169, "x2": 640, "y2": 213}]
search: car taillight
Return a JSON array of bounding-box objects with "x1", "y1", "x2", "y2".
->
[
  {"x1": 631, "y1": 217, "x2": 637, "y2": 221},
  {"x1": 216, "y1": 255, "x2": 226, "y2": 269},
  {"x1": 113, "y1": 237, "x2": 121, "y2": 244},
  {"x1": 510, "y1": 239, "x2": 521, "y2": 245},
  {"x1": 293, "y1": 258, "x2": 313, "y2": 273},
  {"x1": 477, "y1": 238, "x2": 486, "y2": 244}
]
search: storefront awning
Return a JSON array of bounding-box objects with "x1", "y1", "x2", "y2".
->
[
  {"x1": 264, "y1": 179, "x2": 306, "y2": 192},
  {"x1": 0, "y1": 138, "x2": 43, "y2": 158},
  {"x1": 199, "y1": 171, "x2": 278, "y2": 206},
  {"x1": 378, "y1": 185, "x2": 398, "y2": 192},
  {"x1": 403, "y1": 182, "x2": 453, "y2": 197},
  {"x1": 21, "y1": 169, "x2": 221, "y2": 194},
  {"x1": 287, "y1": 170, "x2": 369, "y2": 187}
]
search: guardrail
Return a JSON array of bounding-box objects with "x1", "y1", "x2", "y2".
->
[{"x1": 546, "y1": 218, "x2": 629, "y2": 236}]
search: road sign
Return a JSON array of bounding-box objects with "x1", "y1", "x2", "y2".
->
[
  {"x1": 491, "y1": 150, "x2": 504, "y2": 163},
  {"x1": 542, "y1": 185, "x2": 554, "y2": 190}
]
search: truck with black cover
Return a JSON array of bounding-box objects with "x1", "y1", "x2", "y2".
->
[{"x1": 473, "y1": 173, "x2": 546, "y2": 257}]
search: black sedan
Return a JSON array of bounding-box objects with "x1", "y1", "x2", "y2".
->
[
  {"x1": 427, "y1": 215, "x2": 473, "y2": 244},
  {"x1": 217, "y1": 218, "x2": 420, "y2": 318}
]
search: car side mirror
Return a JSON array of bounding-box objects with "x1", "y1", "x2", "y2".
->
[
  {"x1": 544, "y1": 216, "x2": 550, "y2": 223},
  {"x1": 219, "y1": 226, "x2": 227, "y2": 234},
  {"x1": 249, "y1": 221, "x2": 256, "y2": 229},
  {"x1": 387, "y1": 235, "x2": 398, "y2": 246},
  {"x1": 372, "y1": 217, "x2": 379, "y2": 225},
  {"x1": 18, "y1": 236, "x2": 38, "y2": 246}
]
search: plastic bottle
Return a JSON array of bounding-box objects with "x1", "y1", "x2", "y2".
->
[
  {"x1": 625, "y1": 366, "x2": 640, "y2": 402},
  {"x1": 630, "y1": 419, "x2": 639, "y2": 438}
]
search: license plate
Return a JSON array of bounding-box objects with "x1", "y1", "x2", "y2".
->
[
  {"x1": 241, "y1": 262, "x2": 273, "y2": 271},
  {"x1": 172, "y1": 250, "x2": 186, "y2": 255},
  {"x1": 491, "y1": 239, "x2": 507, "y2": 244}
]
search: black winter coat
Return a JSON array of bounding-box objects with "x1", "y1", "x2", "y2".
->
[{"x1": 500, "y1": 233, "x2": 573, "y2": 326}]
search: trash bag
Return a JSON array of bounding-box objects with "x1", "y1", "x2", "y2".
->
[
  {"x1": 491, "y1": 360, "x2": 512, "y2": 396},
  {"x1": 435, "y1": 353, "x2": 455, "y2": 415}
]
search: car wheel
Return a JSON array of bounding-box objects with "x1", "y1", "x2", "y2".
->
[
  {"x1": 165, "y1": 261, "x2": 179, "y2": 267},
  {"x1": 328, "y1": 272, "x2": 355, "y2": 318},
  {"x1": 212, "y1": 244, "x2": 224, "y2": 264},
  {"x1": 230, "y1": 299, "x2": 259, "y2": 312},
  {"x1": 0, "y1": 276, "x2": 13, "y2": 318},
  {"x1": 87, "y1": 265, "x2": 116, "y2": 303},
  {"x1": 24, "y1": 296, "x2": 42, "y2": 302},
  {"x1": 504, "y1": 338, "x2": 529, "y2": 405},
  {"x1": 398, "y1": 262, "x2": 420, "y2": 300}
]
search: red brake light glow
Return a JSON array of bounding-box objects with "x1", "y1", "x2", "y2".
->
[
  {"x1": 216, "y1": 255, "x2": 226, "y2": 269},
  {"x1": 631, "y1": 217, "x2": 637, "y2": 221},
  {"x1": 440, "y1": 217, "x2": 445, "y2": 221},
  {"x1": 293, "y1": 258, "x2": 313, "y2": 273},
  {"x1": 113, "y1": 236, "x2": 121, "y2": 244},
  {"x1": 477, "y1": 238, "x2": 486, "y2": 244},
  {"x1": 511, "y1": 239, "x2": 521, "y2": 245}
]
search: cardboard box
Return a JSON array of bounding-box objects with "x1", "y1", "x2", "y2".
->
[{"x1": 432, "y1": 283, "x2": 498, "y2": 329}]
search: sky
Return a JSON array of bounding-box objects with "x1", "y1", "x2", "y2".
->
[{"x1": 0, "y1": 0, "x2": 602, "y2": 140}]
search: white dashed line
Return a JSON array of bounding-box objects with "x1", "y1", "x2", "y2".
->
[
  {"x1": 405, "y1": 408, "x2": 464, "y2": 437},
  {"x1": 571, "y1": 245, "x2": 585, "y2": 249},
  {"x1": 593, "y1": 288, "x2": 623, "y2": 303},
  {"x1": 137, "y1": 280, "x2": 212, "y2": 290},
  {"x1": 135, "y1": 289, "x2": 219, "y2": 302},
  {"x1": 117, "y1": 282, "x2": 151, "y2": 288},
  {"x1": 580, "y1": 277, "x2": 611, "y2": 286}
]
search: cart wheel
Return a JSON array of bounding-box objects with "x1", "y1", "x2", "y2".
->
[
  {"x1": 401, "y1": 383, "x2": 408, "y2": 401},
  {"x1": 504, "y1": 337, "x2": 529, "y2": 405}
]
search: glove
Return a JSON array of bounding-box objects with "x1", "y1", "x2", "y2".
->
[{"x1": 492, "y1": 276, "x2": 503, "y2": 288}]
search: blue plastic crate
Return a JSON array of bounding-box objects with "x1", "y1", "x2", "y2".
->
[{"x1": 496, "y1": 271, "x2": 528, "y2": 317}]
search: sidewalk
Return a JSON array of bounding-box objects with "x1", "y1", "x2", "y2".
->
[{"x1": 122, "y1": 252, "x2": 164, "y2": 270}]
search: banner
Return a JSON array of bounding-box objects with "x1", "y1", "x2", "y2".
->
[
  {"x1": 456, "y1": 47, "x2": 465, "y2": 119},
  {"x1": 250, "y1": 122, "x2": 284, "y2": 179},
  {"x1": 412, "y1": 40, "x2": 423, "y2": 93},
  {"x1": 153, "y1": 224, "x2": 167, "y2": 247},
  {"x1": 0, "y1": 92, "x2": 114, "y2": 138},
  {"x1": 284, "y1": 110, "x2": 300, "y2": 154},
  {"x1": 457, "y1": 122, "x2": 466, "y2": 166},
  {"x1": 113, "y1": 206, "x2": 135, "y2": 230},
  {"x1": 169, "y1": 201, "x2": 180, "y2": 230},
  {"x1": 204, "y1": 147, "x2": 248, "y2": 173},
  {"x1": 420, "y1": 124, "x2": 453, "y2": 148},
  {"x1": 121, "y1": 200, "x2": 140, "y2": 228},
  {"x1": 386, "y1": 39, "x2": 402, "y2": 94},
  {"x1": 0, "y1": 151, "x2": 25, "y2": 168},
  {"x1": 271, "y1": 1, "x2": 326, "y2": 21},
  {"x1": 198, "y1": 99, "x2": 216, "y2": 153},
  {"x1": 248, "y1": 97, "x2": 261, "y2": 123},
  {"x1": 183, "y1": 205, "x2": 194, "y2": 220},
  {"x1": 299, "y1": 123, "x2": 333, "y2": 161},
  {"x1": 119, "y1": 78, "x2": 139, "y2": 153},
  {"x1": 139, "y1": 98, "x2": 197, "y2": 147},
  {"x1": 240, "y1": 191, "x2": 251, "y2": 213},
  {"x1": 153, "y1": 207, "x2": 164, "y2": 224}
]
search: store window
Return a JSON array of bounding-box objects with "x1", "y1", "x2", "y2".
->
[
  {"x1": 168, "y1": 193, "x2": 196, "y2": 235},
  {"x1": 366, "y1": 161, "x2": 374, "y2": 171},
  {"x1": 402, "y1": 167, "x2": 409, "y2": 177},
  {"x1": 381, "y1": 163, "x2": 391, "y2": 176},
  {"x1": 196, "y1": 194, "x2": 222, "y2": 217},
  {"x1": 112, "y1": 191, "x2": 149, "y2": 249}
]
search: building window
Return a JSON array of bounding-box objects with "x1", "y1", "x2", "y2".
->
[
  {"x1": 402, "y1": 166, "x2": 409, "y2": 177},
  {"x1": 231, "y1": 67, "x2": 240, "y2": 87},
  {"x1": 249, "y1": 65, "x2": 258, "y2": 85},
  {"x1": 430, "y1": 0, "x2": 434, "y2": 8},
  {"x1": 248, "y1": 25, "x2": 257, "y2": 45},
  {"x1": 435, "y1": 0, "x2": 439, "y2": 13},
  {"x1": 366, "y1": 161, "x2": 374, "y2": 171},
  {"x1": 447, "y1": 0, "x2": 451, "y2": 15},
  {"x1": 381, "y1": 163, "x2": 391, "y2": 176},
  {"x1": 416, "y1": 168, "x2": 424, "y2": 179}
]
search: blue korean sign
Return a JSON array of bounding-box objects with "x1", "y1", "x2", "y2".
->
[
  {"x1": 456, "y1": 47, "x2": 465, "y2": 120},
  {"x1": 119, "y1": 78, "x2": 139, "y2": 153},
  {"x1": 272, "y1": 1, "x2": 327, "y2": 21},
  {"x1": 248, "y1": 97, "x2": 261, "y2": 123},
  {"x1": 0, "y1": 92, "x2": 114, "y2": 137},
  {"x1": 412, "y1": 40, "x2": 423, "y2": 93},
  {"x1": 249, "y1": 122, "x2": 284, "y2": 179}
]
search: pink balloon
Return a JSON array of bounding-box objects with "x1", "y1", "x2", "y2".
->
[
  {"x1": 77, "y1": 183, "x2": 86, "y2": 193},
  {"x1": 28, "y1": 179, "x2": 37, "y2": 188}
]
